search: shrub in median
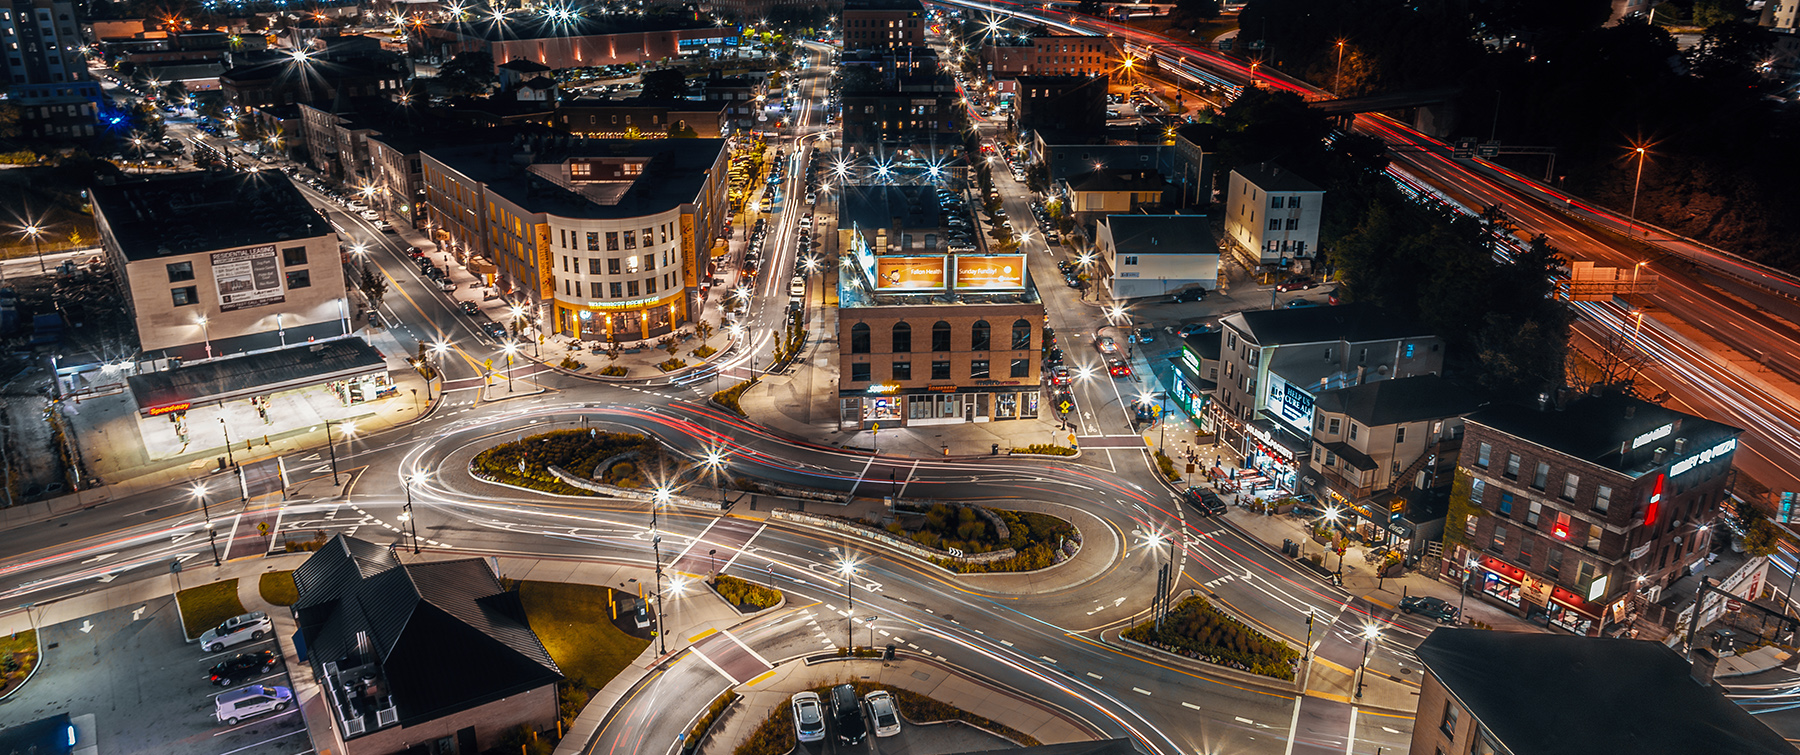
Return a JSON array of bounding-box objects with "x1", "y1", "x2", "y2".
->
[
  {"x1": 1013, "y1": 443, "x2": 1076, "y2": 456},
  {"x1": 657, "y1": 358, "x2": 688, "y2": 372},
  {"x1": 471, "y1": 429, "x2": 665, "y2": 496},
  {"x1": 712, "y1": 574, "x2": 781, "y2": 611},
  {"x1": 732, "y1": 699, "x2": 796, "y2": 755},
  {"x1": 712, "y1": 379, "x2": 754, "y2": 417},
  {"x1": 1123, "y1": 595, "x2": 1299, "y2": 680}
]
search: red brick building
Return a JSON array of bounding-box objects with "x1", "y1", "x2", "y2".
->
[
  {"x1": 1443, "y1": 393, "x2": 1741, "y2": 637},
  {"x1": 842, "y1": 0, "x2": 925, "y2": 51},
  {"x1": 982, "y1": 34, "x2": 1117, "y2": 77}
]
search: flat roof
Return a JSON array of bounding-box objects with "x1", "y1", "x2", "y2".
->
[
  {"x1": 1223, "y1": 303, "x2": 1434, "y2": 347},
  {"x1": 1467, "y1": 392, "x2": 1742, "y2": 477},
  {"x1": 91, "y1": 172, "x2": 333, "y2": 262},
  {"x1": 127, "y1": 339, "x2": 387, "y2": 412},
  {"x1": 1233, "y1": 161, "x2": 1323, "y2": 193},
  {"x1": 1311, "y1": 374, "x2": 1484, "y2": 427},
  {"x1": 429, "y1": 14, "x2": 730, "y2": 43},
  {"x1": 425, "y1": 138, "x2": 725, "y2": 220},
  {"x1": 1416, "y1": 629, "x2": 1793, "y2": 755},
  {"x1": 837, "y1": 184, "x2": 943, "y2": 233}
]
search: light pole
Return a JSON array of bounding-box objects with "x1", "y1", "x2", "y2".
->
[
  {"x1": 1140, "y1": 531, "x2": 1171, "y2": 629},
  {"x1": 1324, "y1": 506, "x2": 1345, "y2": 583},
  {"x1": 502, "y1": 342, "x2": 517, "y2": 393},
  {"x1": 1627, "y1": 145, "x2": 1648, "y2": 237},
  {"x1": 651, "y1": 486, "x2": 671, "y2": 655},
  {"x1": 429, "y1": 340, "x2": 451, "y2": 401},
  {"x1": 197, "y1": 315, "x2": 212, "y2": 359},
  {"x1": 1334, "y1": 40, "x2": 1346, "y2": 95},
  {"x1": 22, "y1": 224, "x2": 44, "y2": 273},
  {"x1": 1356, "y1": 624, "x2": 1380, "y2": 699},
  {"x1": 323, "y1": 418, "x2": 354, "y2": 485},
  {"x1": 399, "y1": 472, "x2": 422, "y2": 553},
  {"x1": 706, "y1": 450, "x2": 729, "y2": 508},
  {"x1": 193, "y1": 483, "x2": 222, "y2": 565},
  {"x1": 839, "y1": 559, "x2": 858, "y2": 651}
]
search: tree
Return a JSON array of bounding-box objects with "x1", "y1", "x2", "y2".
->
[
  {"x1": 666, "y1": 122, "x2": 699, "y2": 138},
  {"x1": 1172, "y1": 0, "x2": 1220, "y2": 24},
  {"x1": 436, "y1": 52, "x2": 495, "y2": 96},
  {"x1": 0, "y1": 103, "x2": 20, "y2": 140},
  {"x1": 1686, "y1": 21, "x2": 1770, "y2": 88},
  {"x1": 357, "y1": 265, "x2": 388, "y2": 311},
  {"x1": 640, "y1": 68, "x2": 689, "y2": 100},
  {"x1": 1692, "y1": 0, "x2": 1748, "y2": 28},
  {"x1": 1743, "y1": 515, "x2": 1781, "y2": 557}
]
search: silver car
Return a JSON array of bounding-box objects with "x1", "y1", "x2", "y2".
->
[
  {"x1": 200, "y1": 611, "x2": 271, "y2": 652},
  {"x1": 791, "y1": 691, "x2": 825, "y2": 743},
  {"x1": 865, "y1": 690, "x2": 901, "y2": 738}
]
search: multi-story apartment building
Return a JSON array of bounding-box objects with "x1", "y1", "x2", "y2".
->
[
  {"x1": 1222, "y1": 162, "x2": 1325, "y2": 270},
  {"x1": 701, "y1": 74, "x2": 764, "y2": 134},
  {"x1": 838, "y1": 48, "x2": 961, "y2": 165},
  {"x1": 1014, "y1": 75, "x2": 1106, "y2": 138},
  {"x1": 416, "y1": 14, "x2": 737, "y2": 71},
  {"x1": 983, "y1": 34, "x2": 1116, "y2": 77},
  {"x1": 1446, "y1": 392, "x2": 1742, "y2": 636},
  {"x1": 842, "y1": 0, "x2": 924, "y2": 51},
  {"x1": 1305, "y1": 374, "x2": 1480, "y2": 554},
  {"x1": 420, "y1": 138, "x2": 730, "y2": 343},
  {"x1": 1093, "y1": 214, "x2": 1218, "y2": 300},
  {"x1": 1212, "y1": 304, "x2": 1443, "y2": 494},
  {"x1": 553, "y1": 98, "x2": 728, "y2": 139},
  {"x1": 1, "y1": 0, "x2": 102, "y2": 139}
]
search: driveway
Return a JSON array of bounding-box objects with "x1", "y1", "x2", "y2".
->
[{"x1": 0, "y1": 596, "x2": 308, "y2": 755}]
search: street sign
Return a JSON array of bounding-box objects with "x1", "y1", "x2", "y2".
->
[
  {"x1": 1779, "y1": 492, "x2": 1795, "y2": 524},
  {"x1": 1726, "y1": 598, "x2": 1745, "y2": 612},
  {"x1": 1452, "y1": 138, "x2": 1477, "y2": 159},
  {"x1": 1478, "y1": 141, "x2": 1500, "y2": 158}
]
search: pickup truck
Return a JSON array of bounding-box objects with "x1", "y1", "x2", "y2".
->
[{"x1": 200, "y1": 611, "x2": 272, "y2": 652}]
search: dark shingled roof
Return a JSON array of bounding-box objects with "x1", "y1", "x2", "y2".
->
[
  {"x1": 1467, "y1": 392, "x2": 1742, "y2": 477},
  {"x1": 1065, "y1": 168, "x2": 1170, "y2": 194},
  {"x1": 91, "y1": 172, "x2": 333, "y2": 261},
  {"x1": 1182, "y1": 329, "x2": 1220, "y2": 361},
  {"x1": 1312, "y1": 374, "x2": 1483, "y2": 427},
  {"x1": 293, "y1": 536, "x2": 562, "y2": 729},
  {"x1": 1416, "y1": 629, "x2": 1794, "y2": 755},
  {"x1": 1234, "y1": 161, "x2": 1323, "y2": 193},
  {"x1": 1103, "y1": 215, "x2": 1215, "y2": 256},
  {"x1": 1226, "y1": 303, "x2": 1434, "y2": 346}
]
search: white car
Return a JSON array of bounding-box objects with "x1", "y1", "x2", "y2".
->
[
  {"x1": 789, "y1": 276, "x2": 805, "y2": 297},
  {"x1": 805, "y1": 192, "x2": 817, "y2": 204},
  {"x1": 799, "y1": 215, "x2": 813, "y2": 229},
  {"x1": 200, "y1": 611, "x2": 272, "y2": 652},
  {"x1": 865, "y1": 690, "x2": 901, "y2": 738},
  {"x1": 360, "y1": 210, "x2": 379, "y2": 221},
  {"x1": 791, "y1": 691, "x2": 826, "y2": 743}
]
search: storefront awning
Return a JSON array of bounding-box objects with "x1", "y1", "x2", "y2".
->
[{"x1": 128, "y1": 338, "x2": 389, "y2": 415}]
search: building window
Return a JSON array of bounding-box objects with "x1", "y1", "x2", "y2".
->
[
  {"x1": 1499, "y1": 493, "x2": 1513, "y2": 517},
  {"x1": 1527, "y1": 501, "x2": 1541, "y2": 527},
  {"x1": 1270, "y1": 196, "x2": 1284, "y2": 209},
  {"x1": 1123, "y1": 255, "x2": 1138, "y2": 265},
  {"x1": 1595, "y1": 485, "x2": 1613, "y2": 513},
  {"x1": 590, "y1": 258, "x2": 603, "y2": 274},
  {"x1": 851, "y1": 363, "x2": 871, "y2": 382},
  {"x1": 1476, "y1": 442, "x2": 1491, "y2": 468},
  {"x1": 282, "y1": 246, "x2": 307, "y2": 266},
  {"x1": 1440, "y1": 701, "x2": 1459, "y2": 739},
  {"x1": 1349, "y1": 423, "x2": 1360, "y2": 441},
  {"x1": 1396, "y1": 425, "x2": 1407, "y2": 444},
  {"x1": 931, "y1": 321, "x2": 951, "y2": 351},
  {"x1": 1586, "y1": 524, "x2": 1602, "y2": 552},
  {"x1": 285, "y1": 269, "x2": 310, "y2": 289},
  {"x1": 1504, "y1": 453, "x2": 1521, "y2": 479},
  {"x1": 1268, "y1": 219, "x2": 1282, "y2": 231},
  {"x1": 971, "y1": 320, "x2": 990, "y2": 350},
  {"x1": 626, "y1": 281, "x2": 639, "y2": 297},
  {"x1": 1531, "y1": 462, "x2": 1550, "y2": 490},
  {"x1": 1519, "y1": 533, "x2": 1535, "y2": 562},
  {"x1": 971, "y1": 360, "x2": 990, "y2": 379},
  {"x1": 166, "y1": 261, "x2": 194, "y2": 282},
  {"x1": 609, "y1": 282, "x2": 622, "y2": 297},
  {"x1": 623, "y1": 231, "x2": 637, "y2": 250},
  {"x1": 603, "y1": 232, "x2": 616, "y2": 251},
  {"x1": 171, "y1": 285, "x2": 197, "y2": 306},
  {"x1": 1546, "y1": 548, "x2": 1563, "y2": 579},
  {"x1": 1576, "y1": 560, "x2": 1598, "y2": 594},
  {"x1": 1327, "y1": 418, "x2": 1340, "y2": 434},
  {"x1": 1470, "y1": 479, "x2": 1486, "y2": 504},
  {"x1": 850, "y1": 323, "x2": 871, "y2": 353},
  {"x1": 645, "y1": 278, "x2": 656, "y2": 294},
  {"x1": 931, "y1": 360, "x2": 950, "y2": 379},
  {"x1": 1285, "y1": 218, "x2": 1300, "y2": 230},
  {"x1": 892, "y1": 322, "x2": 912, "y2": 352},
  {"x1": 1555, "y1": 512, "x2": 1572, "y2": 539},
  {"x1": 1010, "y1": 358, "x2": 1029, "y2": 378},
  {"x1": 608, "y1": 258, "x2": 621, "y2": 275},
  {"x1": 892, "y1": 361, "x2": 911, "y2": 380},
  {"x1": 1562, "y1": 473, "x2": 1579, "y2": 501},
  {"x1": 591, "y1": 282, "x2": 605, "y2": 297},
  {"x1": 1489, "y1": 524, "x2": 1507, "y2": 553},
  {"x1": 1012, "y1": 319, "x2": 1032, "y2": 350}
]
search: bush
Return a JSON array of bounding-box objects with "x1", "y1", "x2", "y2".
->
[
  {"x1": 1013, "y1": 443, "x2": 1076, "y2": 456},
  {"x1": 684, "y1": 690, "x2": 739, "y2": 754},
  {"x1": 1123, "y1": 596, "x2": 1298, "y2": 680},
  {"x1": 713, "y1": 574, "x2": 782, "y2": 610},
  {"x1": 1154, "y1": 449, "x2": 1181, "y2": 481},
  {"x1": 600, "y1": 365, "x2": 628, "y2": 377},
  {"x1": 894, "y1": 505, "x2": 1078, "y2": 574},
  {"x1": 558, "y1": 355, "x2": 584, "y2": 370},
  {"x1": 471, "y1": 429, "x2": 664, "y2": 496},
  {"x1": 733, "y1": 699, "x2": 796, "y2": 755},
  {"x1": 657, "y1": 358, "x2": 688, "y2": 372},
  {"x1": 283, "y1": 531, "x2": 329, "y2": 552},
  {"x1": 712, "y1": 379, "x2": 754, "y2": 417},
  {"x1": 692, "y1": 344, "x2": 717, "y2": 359}
]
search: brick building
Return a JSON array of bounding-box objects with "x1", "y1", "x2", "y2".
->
[
  {"x1": 841, "y1": 0, "x2": 924, "y2": 52},
  {"x1": 415, "y1": 14, "x2": 738, "y2": 72},
  {"x1": 982, "y1": 34, "x2": 1116, "y2": 77},
  {"x1": 1444, "y1": 392, "x2": 1742, "y2": 636},
  {"x1": 1014, "y1": 75, "x2": 1106, "y2": 138},
  {"x1": 553, "y1": 98, "x2": 728, "y2": 139}
]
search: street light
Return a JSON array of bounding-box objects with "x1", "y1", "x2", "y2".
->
[
  {"x1": 193, "y1": 483, "x2": 221, "y2": 566},
  {"x1": 1323, "y1": 506, "x2": 1345, "y2": 583},
  {"x1": 1356, "y1": 624, "x2": 1381, "y2": 699},
  {"x1": 705, "y1": 450, "x2": 729, "y2": 508},
  {"x1": 197, "y1": 315, "x2": 212, "y2": 359},
  {"x1": 322, "y1": 418, "x2": 355, "y2": 485},
  {"x1": 839, "y1": 558, "x2": 859, "y2": 650},
  {"x1": 22, "y1": 224, "x2": 44, "y2": 273},
  {"x1": 399, "y1": 471, "x2": 424, "y2": 553},
  {"x1": 1627, "y1": 145, "x2": 1649, "y2": 237},
  {"x1": 428, "y1": 340, "x2": 451, "y2": 400},
  {"x1": 1139, "y1": 531, "x2": 1172, "y2": 629},
  {"x1": 650, "y1": 486, "x2": 672, "y2": 655},
  {"x1": 501, "y1": 342, "x2": 517, "y2": 393},
  {"x1": 1334, "y1": 40, "x2": 1346, "y2": 95}
]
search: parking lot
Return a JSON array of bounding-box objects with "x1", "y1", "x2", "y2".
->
[
  {"x1": 0, "y1": 597, "x2": 309, "y2": 755},
  {"x1": 794, "y1": 718, "x2": 1014, "y2": 755}
]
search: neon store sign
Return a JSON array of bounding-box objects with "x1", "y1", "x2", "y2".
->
[{"x1": 1671, "y1": 438, "x2": 1736, "y2": 477}]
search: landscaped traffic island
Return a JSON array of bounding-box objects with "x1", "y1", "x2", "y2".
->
[
  {"x1": 471, "y1": 429, "x2": 669, "y2": 496},
  {"x1": 1124, "y1": 596, "x2": 1301, "y2": 680},
  {"x1": 886, "y1": 503, "x2": 1079, "y2": 573}
]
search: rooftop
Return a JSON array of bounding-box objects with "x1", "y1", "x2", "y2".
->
[
  {"x1": 497, "y1": 58, "x2": 552, "y2": 73},
  {"x1": 1223, "y1": 303, "x2": 1434, "y2": 347},
  {"x1": 424, "y1": 137, "x2": 726, "y2": 220},
  {"x1": 1234, "y1": 161, "x2": 1323, "y2": 193},
  {"x1": 429, "y1": 13, "x2": 728, "y2": 43},
  {"x1": 1182, "y1": 330, "x2": 1221, "y2": 361},
  {"x1": 91, "y1": 172, "x2": 333, "y2": 261},
  {"x1": 837, "y1": 184, "x2": 943, "y2": 233},
  {"x1": 844, "y1": 0, "x2": 926, "y2": 12},
  {"x1": 1416, "y1": 628, "x2": 1793, "y2": 755},
  {"x1": 1312, "y1": 374, "x2": 1483, "y2": 427},
  {"x1": 1065, "y1": 168, "x2": 1170, "y2": 195},
  {"x1": 293, "y1": 535, "x2": 562, "y2": 730},
  {"x1": 1043, "y1": 144, "x2": 1168, "y2": 183},
  {"x1": 1103, "y1": 215, "x2": 1215, "y2": 256},
  {"x1": 1467, "y1": 391, "x2": 1742, "y2": 477}
]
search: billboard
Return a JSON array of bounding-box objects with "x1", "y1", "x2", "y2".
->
[
  {"x1": 211, "y1": 245, "x2": 285, "y2": 312},
  {"x1": 1263, "y1": 372, "x2": 1314, "y2": 434},
  {"x1": 874, "y1": 256, "x2": 947, "y2": 290},
  {"x1": 954, "y1": 255, "x2": 1026, "y2": 290}
]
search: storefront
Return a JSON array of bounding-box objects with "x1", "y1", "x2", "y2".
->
[
  {"x1": 1242, "y1": 419, "x2": 1305, "y2": 493},
  {"x1": 843, "y1": 386, "x2": 1041, "y2": 429},
  {"x1": 330, "y1": 374, "x2": 396, "y2": 405},
  {"x1": 1169, "y1": 351, "x2": 1213, "y2": 433}
]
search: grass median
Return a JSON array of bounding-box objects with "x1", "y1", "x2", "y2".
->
[
  {"x1": 176, "y1": 579, "x2": 247, "y2": 640},
  {"x1": 519, "y1": 581, "x2": 650, "y2": 690}
]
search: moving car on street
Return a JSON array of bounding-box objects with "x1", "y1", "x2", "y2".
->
[
  {"x1": 1400, "y1": 595, "x2": 1460, "y2": 623},
  {"x1": 1275, "y1": 276, "x2": 1318, "y2": 293}
]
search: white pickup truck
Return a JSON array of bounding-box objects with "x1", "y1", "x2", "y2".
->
[{"x1": 200, "y1": 611, "x2": 272, "y2": 652}]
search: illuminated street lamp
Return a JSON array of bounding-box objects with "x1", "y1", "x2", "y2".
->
[
  {"x1": 1356, "y1": 625, "x2": 1381, "y2": 699},
  {"x1": 22, "y1": 223, "x2": 44, "y2": 273},
  {"x1": 1323, "y1": 506, "x2": 1345, "y2": 582},
  {"x1": 193, "y1": 483, "x2": 222, "y2": 566},
  {"x1": 1627, "y1": 144, "x2": 1650, "y2": 237},
  {"x1": 501, "y1": 341, "x2": 518, "y2": 393},
  {"x1": 839, "y1": 559, "x2": 859, "y2": 650}
]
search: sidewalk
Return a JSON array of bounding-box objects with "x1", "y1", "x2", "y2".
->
[{"x1": 695, "y1": 656, "x2": 1092, "y2": 755}]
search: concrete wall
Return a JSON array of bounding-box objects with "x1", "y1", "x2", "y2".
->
[{"x1": 116, "y1": 233, "x2": 345, "y2": 353}]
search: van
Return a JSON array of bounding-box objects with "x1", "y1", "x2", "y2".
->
[
  {"x1": 215, "y1": 684, "x2": 292, "y2": 724},
  {"x1": 830, "y1": 684, "x2": 867, "y2": 744}
]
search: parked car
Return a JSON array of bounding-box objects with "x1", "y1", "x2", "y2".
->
[
  {"x1": 805, "y1": 192, "x2": 817, "y2": 204},
  {"x1": 791, "y1": 692, "x2": 826, "y2": 743},
  {"x1": 460, "y1": 301, "x2": 481, "y2": 315},
  {"x1": 1275, "y1": 276, "x2": 1318, "y2": 293},
  {"x1": 1400, "y1": 595, "x2": 1460, "y2": 623},
  {"x1": 1184, "y1": 488, "x2": 1227, "y2": 516},
  {"x1": 1287, "y1": 298, "x2": 1323, "y2": 308},
  {"x1": 1049, "y1": 365, "x2": 1071, "y2": 386},
  {"x1": 1169, "y1": 288, "x2": 1206, "y2": 303},
  {"x1": 789, "y1": 276, "x2": 806, "y2": 297},
  {"x1": 1136, "y1": 327, "x2": 1156, "y2": 343},
  {"x1": 215, "y1": 684, "x2": 291, "y2": 724},
  {"x1": 209, "y1": 650, "x2": 279, "y2": 686},
  {"x1": 1107, "y1": 359, "x2": 1132, "y2": 378},
  {"x1": 865, "y1": 690, "x2": 902, "y2": 738},
  {"x1": 1177, "y1": 323, "x2": 1212, "y2": 337},
  {"x1": 830, "y1": 684, "x2": 868, "y2": 744},
  {"x1": 481, "y1": 321, "x2": 508, "y2": 340},
  {"x1": 199, "y1": 611, "x2": 271, "y2": 652}
]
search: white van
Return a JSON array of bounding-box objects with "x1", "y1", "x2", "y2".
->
[
  {"x1": 789, "y1": 276, "x2": 805, "y2": 297},
  {"x1": 215, "y1": 684, "x2": 292, "y2": 724}
]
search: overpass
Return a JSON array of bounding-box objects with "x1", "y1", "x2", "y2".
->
[{"x1": 1306, "y1": 86, "x2": 1464, "y2": 137}]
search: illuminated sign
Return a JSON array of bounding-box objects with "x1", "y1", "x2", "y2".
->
[
  {"x1": 1262, "y1": 372, "x2": 1314, "y2": 434},
  {"x1": 953, "y1": 255, "x2": 1026, "y2": 290},
  {"x1": 1671, "y1": 438, "x2": 1736, "y2": 477},
  {"x1": 212, "y1": 244, "x2": 284, "y2": 312},
  {"x1": 148, "y1": 402, "x2": 191, "y2": 416},
  {"x1": 1587, "y1": 574, "x2": 1609, "y2": 602},
  {"x1": 865, "y1": 383, "x2": 900, "y2": 394},
  {"x1": 1632, "y1": 423, "x2": 1673, "y2": 449},
  {"x1": 1644, "y1": 473, "x2": 1665, "y2": 529},
  {"x1": 874, "y1": 256, "x2": 947, "y2": 290},
  {"x1": 1181, "y1": 347, "x2": 1199, "y2": 372}
]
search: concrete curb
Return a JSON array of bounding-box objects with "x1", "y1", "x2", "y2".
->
[
  {"x1": 763, "y1": 508, "x2": 1097, "y2": 592},
  {"x1": 0, "y1": 625, "x2": 44, "y2": 702},
  {"x1": 1103, "y1": 627, "x2": 1302, "y2": 694}
]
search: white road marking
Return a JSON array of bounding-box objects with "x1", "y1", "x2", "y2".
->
[
  {"x1": 1182, "y1": 702, "x2": 1202, "y2": 710},
  {"x1": 1236, "y1": 716, "x2": 1255, "y2": 725},
  {"x1": 1087, "y1": 672, "x2": 1104, "y2": 680},
  {"x1": 1000, "y1": 640, "x2": 1014, "y2": 646},
  {"x1": 1344, "y1": 707, "x2": 1360, "y2": 755},
  {"x1": 1132, "y1": 687, "x2": 1152, "y2": 696}
]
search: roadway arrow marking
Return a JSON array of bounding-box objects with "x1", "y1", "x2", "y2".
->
[
  {"x1": 96, "y1": 574, "x2": 118, "y2": 583},
  {"x1": 298, "y1": 453, "x2": 321, "y2": 462},
  {"x1": 310, "y1": 465, "x2": 332, "y2": 474},
  {"x1": 80, "y1": 553, "x2": 116, "y2": 564},
  {"x1": 79, "y1": 620, "x2": 94, "y2": 634},
  {"x1": 133, "y1": 606, "x2": 146, "y2": 621}
]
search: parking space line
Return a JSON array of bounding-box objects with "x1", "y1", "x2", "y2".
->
[
  {"x1": 213, "y1": 708, "x2": 300, "y2": 736},
  {"x1": 210, "y1": 672, "x2": 287, "y2": 698},
  {"x1": 198, "y1": 641, "x2": 278, "y2": 662},
  {"x1": 214, "y1": 727, "x2": 306, "y2": 753}
]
